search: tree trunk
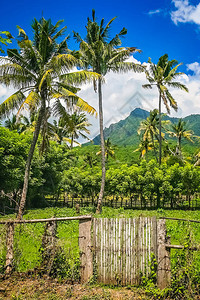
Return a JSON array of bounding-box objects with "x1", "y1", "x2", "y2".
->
[
  {"x1": 158, "y1": 90, "x2": 162, "y2": 165},
  {"x1": 17, "y1": 100, "x2": 46, "y2": 220},
  {"x1": 70, "y1": 134, "x2": 74, "y2": 149},
  {"x1": 178, "y1": 135, "x2": 182, "y2": 155},
  {"x1": 151, "y1": 132, "x2": 158, "y2": 163},
  {"x1": 96, "y1": 78, "x2": 106, "y2": 214}
]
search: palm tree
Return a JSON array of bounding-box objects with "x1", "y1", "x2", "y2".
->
[
  {"x1": 138, "y1": 109, "x2": 170, "y2": 161},
  {"x1": 53, "y1": 100, "x2": 91, "y2": 147},
  {"x1": 74, "y1": 10, "x2": 144, "y2": 213},
  {"x1": 5, "y1": 114, "x2": 22, "y2": 132},
  {"x1": 51, "y1": 119, "x2": 69, "y2": 145},
  {"x1": 96, "y1": 138, "x2": 116, "y2": 162},
  {"x1": 134, "y1": 138, "x2": 153, "y2": 160},
  {"x1": 19, "y1": 112, "x2": 38, "y2": 134},
  {"x1": 84, "y1": 152, "x2": 98, "y2": 168},
  {"x1": 168, "y1": 119, "x2": 194, "y2": 155},
  {"x1": 67, "y1": 112, "x2": 91, "y2": 149},
  {"x1": 0, "y1": 18, "x2": 99, "y2": 219},
  {"x1": 143, "y1": 54, "x2": 188, "y2": 164}
]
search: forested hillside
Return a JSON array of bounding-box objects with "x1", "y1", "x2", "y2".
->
[{"x1": 92, "y1": 108, "x2": 200, "y2": 146}]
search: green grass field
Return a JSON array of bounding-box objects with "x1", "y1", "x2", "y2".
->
[
  {"x1": 1, "y1": 207, "x2": 200, "y2": 271},
  {"x1": 0, "y1": 207, "x2": 200, "y2": 299}
]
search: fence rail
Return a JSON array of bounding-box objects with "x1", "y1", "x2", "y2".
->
[{"x1": 0, "y1": 215, "x2": 92, "y2": 224}]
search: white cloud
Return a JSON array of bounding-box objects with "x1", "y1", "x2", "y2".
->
[
  {"x1": 1, "y1": 57, "x2": 200, "y2": 142},
  {"x1": 187, "y1": 62, "x2": 200, "y2": 75},
  {"x1": 0, "y1": 85, "x2": 7, "y2": 97},
  {"x1": 147, "y1": 9, "x2": 162, "y2": 15},
  {"x1": 78, "y1": 57, "x2": 200, "y2": 140},
  {"x1": 171, "y1": 0, "x2": 200, "y2": 25}
]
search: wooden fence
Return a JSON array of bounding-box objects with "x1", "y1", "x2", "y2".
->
[
  {"x1": 2, "y1": 216, "x2": 199, "y2": 289},
  {"x1": 0, "y1": 216, "x2": 92, "y2": 283},
  {"x1": 47, "y1": 195, "x2": 200, "y2": 210}
]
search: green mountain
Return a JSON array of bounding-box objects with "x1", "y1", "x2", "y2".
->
[{"x1": 92, "y1": 108, "x2": 200, "y2": 146}]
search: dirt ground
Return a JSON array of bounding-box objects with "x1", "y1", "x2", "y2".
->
[{"x1": 0, "y1": 275, "x2": 149, "y2": 299}]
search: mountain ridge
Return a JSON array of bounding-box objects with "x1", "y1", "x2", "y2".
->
[{"x1": 91, "y1": 108, "x2": 200, "y2": 146}]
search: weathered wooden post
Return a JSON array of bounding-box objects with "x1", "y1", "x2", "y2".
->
[
  {"x1": 79, "y1": 218, "x2": 93, "y2": 283},
  {"x1": 5, "y1": 222, "x2": 14, "y2": 275},
  {"x1": 157, "y1": 219, "x2": 171, "y2": 289},
  {"x1": 41, "y1": 220, "x2": 57, "y2": 275}
]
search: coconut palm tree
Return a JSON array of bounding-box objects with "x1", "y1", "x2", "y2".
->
[
  {"x1": 143, "y1": 54, "x2": 188, "y2": 164},
  {"x1": 19, "y1": 112, "x2": 38, "y2": 134},
  {"x1": 0, "y1": 18, "x2": 99, "y2": 219},
  {"x1": 168, "y1": 119, "x2": 194, "y2": 155},
  {"x1": 96, "y1": 138, "x2": 116, "y2": 162},
  {"x1": 134, "y1": 138, "x2": 153, "y2": 160},
  {"x1": 67, "y1": 111, "x2": 91, "y2": 149},
  {"x1": 51, "y1": 119, "x2": 69, "y2": 145},
  {"x1": 53, "y1": 99, "x2": 91, "y2": 147},
  {"x1": 5, "y1": 114, "x2": 22, "y2": 132},
  {"x1": 74, "y1": 10, "x2": 144, "y2": 213},
  {"x1": 138, "y1": 109, "x2": 170, "y2": 161}
]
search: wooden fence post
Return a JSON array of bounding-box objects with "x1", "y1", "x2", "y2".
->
[
  {"x1": 157, "y1": 219, "x2": 171, "y2": 289},
  {"x1": 79, "y1": 218, "x2": 93, "y2": 283},
  {"x1": 41, "y1": 220, "x2": 57, "y2": 275},
  {"x1": 5, "y1": 222, "x2": 14, "y2": 275}
]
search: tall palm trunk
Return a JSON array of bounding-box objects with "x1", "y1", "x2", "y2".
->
[
  {"x1": 70, "y1": 135, "x2": 74, "y2": 149},
  {"x1": 96, "y1": 78, "x2": 106, "y2": 214},
  {"x1": 158, "y1": 90, "x2": 162, "y2": 165},
  {"x1": 178, "y1": 135, "x2": 181, "y2": 152},
  {"x1": 17, "y1": 100, "x2": 46, "y2": 220},
  {"x1": 151, "y1": 132, "x2": 158, "y2": 163}
]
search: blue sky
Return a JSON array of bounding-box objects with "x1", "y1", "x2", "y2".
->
[
  {"x1": 1, "y1": 0, "x2": 200, "y2": 138},
  {"x1": 1, "y1": 0, "x2": 199, "y2": 69}
]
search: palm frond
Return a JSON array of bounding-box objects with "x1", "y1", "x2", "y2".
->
[
  {"x1": 165, "y1": 90, "x2": 178, "y2": 111},
  {"x1": 59, "y1": 70, "x2": 101, "y2": 85},
  {"x1": 17, "y1": 25, "x2": 28, "y2": 40},
  {"x1": 111, "y1": 62, "x2": 144, "y2": 73},
  {"x1": 161, "y1": 92, "x2": 170, "y2": 114},
  {"x1": 52, "y1": 99, "x2": 69, "y2": 119},
  {"x1": 48, "y1": 54, "x2": 78, "y2": 73},
  {"x1": 17, "y1": 91, "x2": 40, "y2": 115},
  {"x1": 39, "y1": 69, "x2": 53, "y2": 91},
  {"x1": 76, "y1": 97, "x2": 97, "y2": 116},
  {"x1": 0, "y1": 91, "x2": 25, "y2": 116},
  {"x1": 167, "y1": 81, "x2": 189, "y2": 92},
  {"x1": 73, "y1": 31, "x2": 83, "y2": 44},
  {"x1": 142, "y1": 84, "x2": 152, "y2": 89}
]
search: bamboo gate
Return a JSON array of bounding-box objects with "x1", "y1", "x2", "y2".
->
[{"x1": 93, "y1": 217, "x2": 171, "y2": 289}]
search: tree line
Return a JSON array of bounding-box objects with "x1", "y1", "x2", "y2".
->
[{"x1": 1, "y1": 124, "x2": 200, "y2": 213}]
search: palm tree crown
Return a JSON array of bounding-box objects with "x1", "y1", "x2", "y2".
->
[
  {"x1": 168, "y1": 119, "x2": 194, "y2": 152},
  {"x1": 0, "y1": 18, "x2": 98, "y2": 118}
]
